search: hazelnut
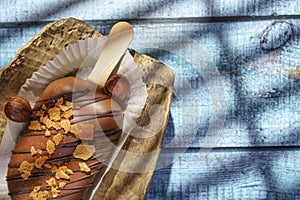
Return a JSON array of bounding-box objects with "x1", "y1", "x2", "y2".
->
[
  {"x1": 4, "y1": 96, "x2": 32, "y2": 122},
  {"x1": 105, "y1": 74, "x2": 130, "y2": 100}
]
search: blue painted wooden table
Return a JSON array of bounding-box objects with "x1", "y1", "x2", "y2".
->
[{"x1": 1, "y1": 1, "x2": 300, "y2": 199}]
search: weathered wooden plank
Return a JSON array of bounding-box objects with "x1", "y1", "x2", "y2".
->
[
  {"x1": 1, "y1": 19, "x2": 300, "y2": 148},
  {"x1": 0, "y1": 0, "x2": 300, "y2": 23},
  {"x1": 146, "y1": 148, "x2": 300, "y2": 199},
  {"x1": 0, "y1": 18, "x2": 174, "y2": 200}
]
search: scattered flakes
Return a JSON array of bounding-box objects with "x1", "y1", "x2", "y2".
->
[
  {"x1": 63, "y1": 109, "x2": 73, "y2": 119},
  {"x1": 35, "y1": 156, "x2": 48, "y2": 169},
  {"x1": 53, "y1": 122, "x2": 62, "y2": 130},
  {"x1": 46, "y1": 177, "x2": 57, "y2": 187},
  {"x1": 51, "y1": 186, "x2": 61, "y2": 198},
  {"x1": 28, "y1": 120, "x2": 42, "y2": 131},
  {"x1": 51, "y1": 166, "x2": 58, "y2": 173},
  {"x1": 31, "y1": 146, "x2": 42, "y2": 156},
  {"x1": 59, "y1": 105, "x2": 69, "y2": 112},
  {"x1": 29, "y1": 186, "x2": 40, "y2": 198},
  {"x1": 58, "y1": 181, "x2": 67, "y2": 188},
  {"x1": 31, "y1": 146, "x2": 38, "y2": 156},
  {"x1": 42, "y1": 104, "x2": 47, "y2": 110},
  {"x1": 38, "y1": 190, "x2": 49, "y2": 200},
  {"x1": 66, "y1": 168, "x2": 74, "y2": 175},
  {"x1": 48, "y1": 107, "x2": 61, "y2": 121},
  {"x1": 44, "y1": 163, "x2": 52, "y2": 169},
  {"x1": 65, "y1": 101, "x2": 73, "y2": 108},
  {"x1": 29, "y1": 186, "x2": 49, "y2": 200},
  {"x1": 55, "y1": 166, "x2": 73, "y2": 180},
  {"x1": 19, "y1": 160, "x2": 34, "y2": 180},
  {"x1": 73, "y1": 144, "x2": 96, "y2": 161},
  {"x1": 45, "y1": 129, "x2": 51, "y2": 137},
  {"x1": 42, "y1": 116, "x2": 55, "y2": 129},
  {"x1": 53, "y1": 133, "x2": 63, "y2": 146},
  {"x1": 37, "y1": 149, "x2": 43, "y2": 155},
  {"x1": 70, "y1": 124, "x2": 94, "y2": 140},
  {"x1": 55, "y1": 170, "x2": 70, "y2": 180},
  {"x1": 46, "y1": 176, "x2": 62, "y2": 198},
  {"x1": 34, "y1": 110, "x2": 44, "y2": 118},
  {"x1": 55, "y1": 97, "x2": 64, "y2": 108},
  {"x1": 61, "y1": 119, "x2": 71, "y2": 133},
  {"x1": 46, "y1": 140, "x2": 55, "y2": 155},
  {"x1": 79, "y1": 162, "x2": 91, "y2": 173}
]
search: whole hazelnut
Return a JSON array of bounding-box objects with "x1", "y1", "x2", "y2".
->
[
  {"x1": 105, "y1": 74, "x2": 130, "y2": 100},
  {"x1": 4, "y1": 96, "x2": 32, "y2": 123}
]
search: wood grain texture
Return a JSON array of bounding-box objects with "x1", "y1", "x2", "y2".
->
[
  {"x1": 2, "y1": 19, "x2": 300, "y2": 149},
  {"x1": 146, "y1": 148, "x2": 300, "y2": 200},
  {"x1": 0, "y1": 18, "x2": 174, "y2": 199},
  {"x1": 1, "y1": 1, "x2": 300, "y2": 199},
  {"x1": 0, "y1": 0, "x2": 300, "y2": 22},
  {"x1": 0, "y1": 18, "x2": 101, "y2": 142}
]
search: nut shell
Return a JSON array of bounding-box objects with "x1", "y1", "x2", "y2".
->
[
  {"x1": 4, "y1": 96, "x2": 32, "y2": 123},
  {"x1": 105, "y1": 74, "x2": 130, "y2": 101}
]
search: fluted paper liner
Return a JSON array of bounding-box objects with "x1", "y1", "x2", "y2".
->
[{"x1": 0, "y1": 37, "x2": 147, "y2": 199}]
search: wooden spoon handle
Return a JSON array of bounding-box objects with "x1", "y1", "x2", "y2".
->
[{"x1": 87, "y1": 22, "x2": 134, "y2": 87}]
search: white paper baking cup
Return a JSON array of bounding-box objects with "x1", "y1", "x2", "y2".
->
[{"x1": 0, "y1": 37, "x2": 147, "y2": 199}]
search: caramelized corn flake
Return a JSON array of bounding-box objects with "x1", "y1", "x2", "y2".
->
[
  {"x1": 55, "y1": 97, "x2": 64, "y2": 108},
  {"x1": 51, "y1": 186, "x2": 61, "y2": 198},
  {"x1": 42, "y1": 116, "x2": 55, "y2": 129},
  {"x1": 48, "y1": 107, "x2": 61, "y2": 121},
  {"x1": 46, "y1": 177, "x2": 57, "y2": 187},
  {"x1": 31, "y1": 146, "x2": 38, "y2": 156},
  {"x1": 53, "y1": 122, "x2": 62, "y2": 130},
  {"x1": 45, "y1": 129, "x2": 51, "y2": 137},
  {"x1": 34, "y1": 110, "x2": 44, "y2": 118},
  {"x1": 73, "y1": 144, "x2": 96, "y2": 161},
  {"x1": 39, "y1": 190, "x2": 49, "y2": 200},
  {"x1": 31, "y1": 146, "x2": 42, "y2": 155},
  {"x1": 28, "y1": 121, "x2": 42, "y2": 131},
  {"x1": 29, "y1": 186, "x2": 41, "y2": 199},
  {"x1": 65, "y1": 101, "x2": 73, "y2": 107},
  {"x1": 46, "y1": 140, "x2": 55, "y2": 155},
  {"x1": 19, "y1": 160, "x2": 34, "y2": 180},
  {"x1": 60, "y1": 118, "x2": 71, "y2": 133},
  {"x1": 53, "y1": 133, "x2": 63, "y2": 146},
  {"x1": 58, "y1": 181, "x2": 67, "y2": 188},
  {"x1": 44, "y1": 163, "x2": 52, "y2": 169},
  {"x1": 35, "y1": 156, "x2": 48, "y2": 169},
  {"x1": 55, "y1": 170, "x2": 70, "y2": 180},
  {"x1": 63, "y1": 109, "x2": 73, "y2": 119},
  {"x1": 51, "y1": 165, "x2": 58, "y2": 173},
  {"x1": 79, "y1": 162, "x2": 91, "y2": 173}
]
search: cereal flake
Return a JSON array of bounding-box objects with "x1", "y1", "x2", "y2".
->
[
  {"x1": 73, "y1": 144, "x2": 96, "y2": 160},
  {"x1": 79, "y1": 162, "x2": 91, "y2": 173},
  {"x1": 48, "y1": 107, "x2": 61, "y2": 121},
  {"x1": 46, "y1": 140, "x2": 55, "y2": 155},
  {"x1": 53, "y1": 133, "x2": 63, "y2": 146},
  {"x1": 28, "y1": 121, "x2": 42, "y2": 131},
  {"x1": 19, "y1": 160, "x2": 34, "y2": 180}
]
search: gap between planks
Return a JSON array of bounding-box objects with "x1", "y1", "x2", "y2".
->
[
  {"x1": 1, "y1": 14, "x2": 300, "y2": 29},
  {"x1": 161, "y1": 145, "x2": 300, "y2": 153}
]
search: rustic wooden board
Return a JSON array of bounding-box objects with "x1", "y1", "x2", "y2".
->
[
  {"x1": 1, "y1": 0, "x2": 300, "y2": 22},
  {"x1": 0, "y1": 18, "x2": 174, "y2": 199},
  {"x1": 1, "y1": 19, "x2": 300, "y2": 149},
  {"x1": 1, "y1": 1, "x2": 300, "y2": 199},
  {"x1": 146, "y1": 148, "x2": 300, "y2": 199}
]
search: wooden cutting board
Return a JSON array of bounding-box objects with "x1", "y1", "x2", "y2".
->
[{"x1": 0, "y1": 18, "x2": 174, "y2": 199}]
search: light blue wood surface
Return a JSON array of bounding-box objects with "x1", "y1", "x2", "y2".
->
[{"x1": 1, "y1": 1, "x2": 300, "y2": 199}]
